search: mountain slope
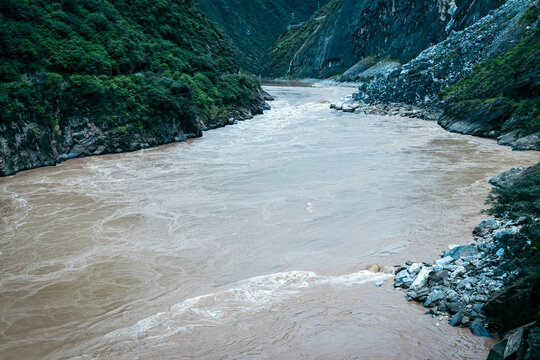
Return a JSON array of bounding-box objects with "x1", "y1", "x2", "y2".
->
[
  {"x1": 0, "y1": 0, "x2": 267, "y2": 176},
  {"x1": 347, "y1": 0, "x2": 539, "y2": 150},
  {"x1": 196, "y1": 0, "x2": 329, "y2": 74},
  {"x1": 262, "y1": 0, "x2": 505, "y2": 79},
  {"x1": 439, "y1": 7, "x2": 540, "y2": 149}
]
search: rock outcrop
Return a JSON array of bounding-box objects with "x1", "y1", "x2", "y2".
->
[
  {"x1": 0, "y1": 92, "x2": 269, "y2": 177},
  {"x1": 332, "y1": 0, "x2": 539, "y2": 150},
  {"x1": 353, "y1": 0, "x2": 533, "y2": 106}
]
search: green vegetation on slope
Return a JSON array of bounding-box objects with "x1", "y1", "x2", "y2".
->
[
  {"x1": 261, "y1": 0, "x2": 344, "y2": 78},
  {"x1": 196, "y1": 0, "x2": 329, "y2": 74},
  {"x1": 0, "y1": 0, "x2": 262, "y2": 136},
  {"x1": 440, "y1": 5, "x2": 540, "y2": 137}
]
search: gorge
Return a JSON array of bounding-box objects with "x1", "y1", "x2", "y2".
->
[
  {"x1": 1, "y1": 0, "x2": 539, "y2": 359},
  {"x1": 1, "y1": 85, "x2": 538, "y2": 359}
]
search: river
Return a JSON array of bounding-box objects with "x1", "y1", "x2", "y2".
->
[{"x1": 1, "y1": 86, "x2": 538, "y2": 359}]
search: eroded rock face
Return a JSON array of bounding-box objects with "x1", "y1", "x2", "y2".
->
[
  {"x1": 0, "y1": 96, "x2": 269, "y2": 176},
  {"x1": 331, "y1": 0, "x2": 538, "y2": 150},
  {"x1": 488, "y1": 163, "x2": 540, "y2": 189},
  {"x1": 487, "y1": 321, "x2": 540, "y2": 360},
  {"x1": 264, "y1": 0, "x2": 504, "y2": 79},
  {"x1": 353, "y1": 0, "x2": 532, "y2": 107}
]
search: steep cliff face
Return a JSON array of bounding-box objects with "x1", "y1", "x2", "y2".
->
[
  {"x1": 438, "y1": 5, "x2": 540, "y2": 150},
  {"x1": 196, "y1": 0, "x2": 329, "y2": 74},
  {"x1": 0, "y1": 0, "x2": 268, "y2": 176},
  {"x1": 349, "y1": 0, "x2": 539, "y2": 150},
  {"x1": 263, "y1": 0, "x2": 505, "y2": 79}
]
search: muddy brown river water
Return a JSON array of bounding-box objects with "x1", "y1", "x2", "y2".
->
[{"x1": 1, "y1": 86, "x2": 538, "y2": 359}]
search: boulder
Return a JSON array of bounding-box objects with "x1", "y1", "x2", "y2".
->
[
  {"x1": 449, "y1": 311, "x2": 464, "y2": 326},
  {"x1": 487, "y1": 339, "x2": 507, "y2": 360},
  {"x1": 435, "y1": 256, "x2": 455, "y2": 267},
  {"x1": 342, "y1": 104, "x2": 355, "y2": 112},
  {"x1": 473, "y1": 219, "x2": 499, "y2": 237},
  {"x1": 395, "y1": 269, "x2": 409, "y2": 283},
  {"x1": 493, "y1": 230, "x2": 512, "y2": 241},
  {"x1": 424, "y1": 289, "x2": 446, "y2": 307},
  {"x1": 489, "y1": 167, "x2": 528, "y2": 189},
  {"x1": 428, "y1": 269, "x2": 449, "y2": 286},
  {"x1": 451, "y1": 265, "x2": 466, "y2": 278},
  {"x1": 446, "y1": 300, "x2": 465, "y2": 314},
  {"x1": 487, "y1": 321, "x2": 540, "y2": 359},
  {"x1": 445, "y1": 245, "x2": 478, "y2": 260},
  {"x1": 407, "y1": 286, "x2": 429, "y2": 300},
  {"x1": 408, "y1": 262, "x2": 421, "y2": 275},
  {"x1": 489, "y1": 163, "x2": 540, "y2": 188},
  {"x1": 409, "y1": 267, "x2": 432, "y2": 292},
  {"x1": 504, "y1": 326, "x2": 524, "y2": 358},
  {"x1": 511, "y1": 133, "x2": 540, "y2": 151}
]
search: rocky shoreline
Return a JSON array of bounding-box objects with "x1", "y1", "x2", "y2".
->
[
  {"x1": 329, "y1": 0, "x2": 539, "y2": 151},
  {"x1": 392, "y1": 165, "x2": 540, "y2": 359},
  {"x1": 330, "y1": 95, "x2": 443, "y2": 121},
  {"x1": 0, "y1": 89, "x2": 273, "y2": 177}
]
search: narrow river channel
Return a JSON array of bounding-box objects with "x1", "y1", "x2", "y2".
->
[{"x1": 1, "y1": 86, "x2": 538, "y2": 359}]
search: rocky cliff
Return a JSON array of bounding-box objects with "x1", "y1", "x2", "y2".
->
[
  {"x1": 0, "y1": 88, "x2": 269, "y2": 177},
  {"x1": 336, "y1": 0, "x2": 539, "y2": 150},
  {"x1": 262, "y1": 0, "x2": 505, "y2": 79}
]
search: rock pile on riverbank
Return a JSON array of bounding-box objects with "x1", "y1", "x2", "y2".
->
[
  {"x1": 330, "y1": 96, "x2": 442, "y2": 121},
  {"x1": 394, "y1": 218, "x2": 539, "y2": 359},
  {"x1": 394, "y1": 165, "x2": 540, "y2": 359},
  {"x1": 395, "y1": 217, "x2": 516, "y2": 325}
]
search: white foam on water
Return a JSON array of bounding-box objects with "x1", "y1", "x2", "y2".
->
[
  {"x1": 105, "y1": 270, "x2": 391, "y2": 340},
  {"x1": 1, "y1": 188, "x2": 30, "y2": 232}
]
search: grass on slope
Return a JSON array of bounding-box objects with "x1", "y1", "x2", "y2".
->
[{"x1": 440, "y1": 4, "x2": 540, "y2": 136}]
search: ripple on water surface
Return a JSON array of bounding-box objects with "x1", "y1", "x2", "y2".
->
[{"x1": 1, "y1": 85, "x2": 538, "y2": 359}]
